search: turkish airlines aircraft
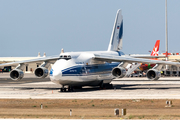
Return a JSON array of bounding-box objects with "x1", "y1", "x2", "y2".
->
[{"x1": 0, "y1": 10, "x2": 179, "y2": 92}]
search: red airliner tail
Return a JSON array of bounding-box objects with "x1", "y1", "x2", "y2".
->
[{"x1": 151, "y1": 40, "x2": 160, "y2": 56}]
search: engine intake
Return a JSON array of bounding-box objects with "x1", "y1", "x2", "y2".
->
[
  {"x1": 35, "y1": 67, "x2": 48, "y2": 78},
  {"x1": 10, "y1": 69, "x2": 24, "y2": 81},
  {"x1": 112, "y1": 67, "x2": 126, "y2": 78},
  {"x1": 147, "y1": 69, "x2": 161, "y2": 80}
]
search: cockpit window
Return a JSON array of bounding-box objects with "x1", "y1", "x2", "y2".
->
[{"x1": 58, "y1": 55, "x2": 71, "y2": 60}]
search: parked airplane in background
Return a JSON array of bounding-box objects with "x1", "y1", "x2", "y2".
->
[
  {"x1": 125, "y1": 40, "x2": 160, "y2": 76},
  {"x1": 0, "y1": 10, "x2": 180, "y2": 92},
  {"x1": 138, "y1": 40, "x2": 160, "y2": 71},
  {"x1": 151, "y1": 40, "x2": 160, "y2": 56}
]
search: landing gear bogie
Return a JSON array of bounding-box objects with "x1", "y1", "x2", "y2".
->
[
  {"x1": 60, "y1": 88, "x2": 67, "y2": 92},
  {"x1": 99, "y1": 81, "x2": 113, "y2": 89},
  {"x1": 60, "y1": 86, "x2": 74, "y2": 92},
  {"x1": 68, "y1": 86, "x2": 74, "y2": 92}
]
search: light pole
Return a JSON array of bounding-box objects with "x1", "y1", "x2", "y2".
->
[{"x1": 165, "y1": 0, "x2": 168, "y2": 61}]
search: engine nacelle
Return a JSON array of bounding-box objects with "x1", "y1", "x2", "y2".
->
[
  {"x1": 35, "y1": 67, "x2": 48, "y2": 78},
  {"x1": 112, "y1": 67, "x2": 126, "y2": 78},
  {"x1": 10, "y1": 69, "x2": 24, "y2": 81},
  {"x1": 147, "y1": 69, "x2": 161, "y2": 81}
]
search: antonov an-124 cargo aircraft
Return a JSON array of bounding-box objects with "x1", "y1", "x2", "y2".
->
[{"x1": 0, "y1": 10, "x2": 179, "y2": 92}]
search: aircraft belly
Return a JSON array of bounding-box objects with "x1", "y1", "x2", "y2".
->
[{"x1": 52, "y1": 73, "x2": 113, "y2": 87}]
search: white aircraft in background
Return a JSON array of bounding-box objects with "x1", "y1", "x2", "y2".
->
[{"x1": 0, "y1": 9, "x2": 180, "y2": 92}]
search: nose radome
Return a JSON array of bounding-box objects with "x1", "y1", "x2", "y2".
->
[
  {"x1": 50, "y1": 59, "x2": 73, "y2": 81},
  {"x1": 53, "y1": 70, "x2": 62, "y2": 80},
  {"x1": 50, "y1": 68, "x2": 62, "y2": 81}
]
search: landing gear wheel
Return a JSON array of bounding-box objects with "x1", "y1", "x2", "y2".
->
[
  {"x1": 60, "y1": 88, "x2": 67, "y2": 92},
  {"x1": 99, "y1": 81, "x2": 104, "y2": 89},
  {"x1": 104, "y1": 83, "x2": 113, "y2": 89},
  {"x1": 68, "y1": 86, "x2": 74, "y2": 92},
  {"x1": 100, "y1": 83, "x2": 113, "y2": 89}
]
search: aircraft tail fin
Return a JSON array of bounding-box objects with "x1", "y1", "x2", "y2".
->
[
  {"x1": 107, "y1": 9, "x2": 123, "y2": 51},
  {"x1": 151, "y1": 40, "x2": 160, "y2": 56}
]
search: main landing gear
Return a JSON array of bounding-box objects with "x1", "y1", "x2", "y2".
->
[
  {"x1": 60, "y1": 86, "x2": 74, "y2": 92},
  {"x1": 99, "y1": 81, "x2": 113, "y2": 89}
]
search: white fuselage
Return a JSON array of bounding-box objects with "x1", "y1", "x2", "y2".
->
[{"x1": 49, "y1": 51, "x2": 124, "y2": 87}]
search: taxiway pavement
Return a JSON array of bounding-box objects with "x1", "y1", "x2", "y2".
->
[{"x1": 0, "y1": 73, "x2": 180, "y2": 99}]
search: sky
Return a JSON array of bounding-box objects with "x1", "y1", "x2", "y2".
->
[{"x1": 0, "y1": 0, "x2": 180, "y2": 57}]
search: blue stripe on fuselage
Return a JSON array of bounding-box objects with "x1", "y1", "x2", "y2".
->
[{"x1": 61, "y1": 62, "x2": 119, "y2": 76}]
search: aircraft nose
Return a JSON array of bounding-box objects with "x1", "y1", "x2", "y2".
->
[{"x1": 50, "y1": 68, "x2": 62, "y2": 81}]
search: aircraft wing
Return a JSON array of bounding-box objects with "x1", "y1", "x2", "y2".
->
[
  {"x1": 94, "y1": 54, "x2": 180, "y2": 66},
  {"x1": 127, "y1": 55, "x2": 166, "y2": 58},
  {"x1": 0, "y1": 55, "x2": 59, "y2": 68}
]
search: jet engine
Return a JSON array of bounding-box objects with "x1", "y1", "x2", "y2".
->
[
  {"x1": 112, "y1": 67, "x2": 126, "y2": 78},
  {"x1": 146, "y1": 69, "x2": 161, "y2": 80},
  {"x1": 34, "y1": 67, "x2": 48, "y2": 78},
  {"x1": 10, "y1": 69, "x2": 24, "y2": 81}
]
